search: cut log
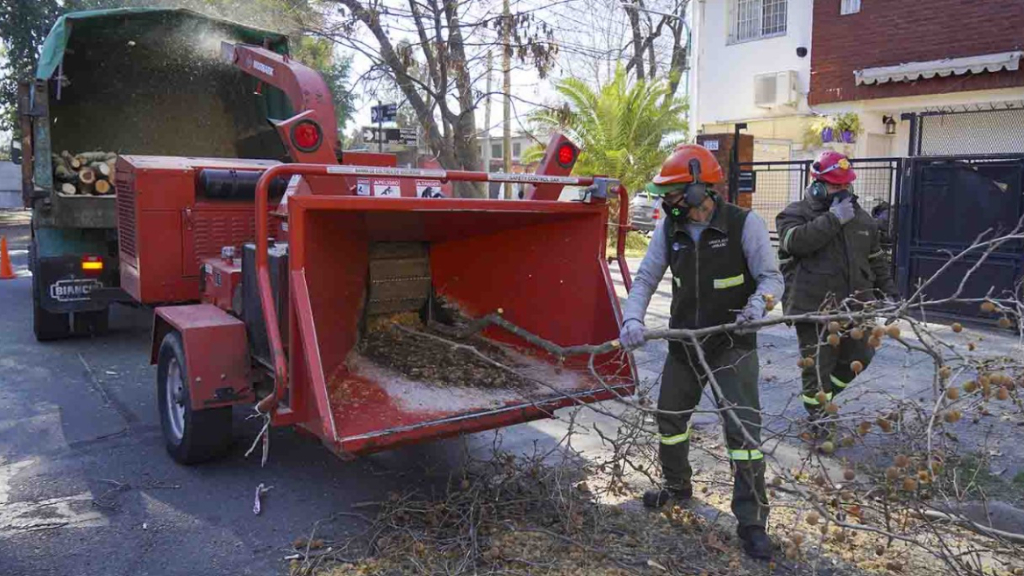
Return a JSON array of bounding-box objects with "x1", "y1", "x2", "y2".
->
[
  {"x1": 90, "y1": 162, "x2": 111, "y2": 178},
  {"x1": 78, "y1": 151, "x2": 115, "y2": 163},
  {"x1": 60, "y1": 183, "x2": 77, "y2": 195},
  {"x1": 54, "y1": 162, "x2": 76, "y2": 182},
  {"x1": 77, "y1": 167, "x2": 97, "y2": 194},
  {"x1": 94, "y1": 179, "x2": 112, "y2": 195},
  {"x1": 61, "y1": 150, "x2": 82, "y2": 170}
]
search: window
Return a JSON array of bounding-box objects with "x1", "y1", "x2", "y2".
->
[
  {"x1": 512, "y1": 142, "x2": 521, "y2": 158},
  {"x1": 731, "y1": 0, "x2": 787, "y2": 43},
  {"x1": 491, "y1": 143, "x2": 502, "y2": 158},
  {"x1": 841, "y1": 0, "x2": 861, "y2": 15}
]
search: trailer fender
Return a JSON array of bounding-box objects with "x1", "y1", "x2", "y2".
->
[{"x1": 153, "y1": 304, "x2": 253, "y2": 410}]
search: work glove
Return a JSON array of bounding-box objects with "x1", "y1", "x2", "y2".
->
[
  {"x1": 830, "y1": 196, "x2": 855, "y2": 225},
  {"x1": 619, "y1": 319, "x2": 646, "y2": 351},
  {"x1": 734, "y1": 297, "x2": 766, "y2": 334}
]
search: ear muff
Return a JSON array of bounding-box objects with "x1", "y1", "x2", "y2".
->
[
  {"x1": 683, "y1": 182, "x2": 708, "y2": 207},
  {"x1": 810, "y1": 181, "x2": 829, "y2": 200}
]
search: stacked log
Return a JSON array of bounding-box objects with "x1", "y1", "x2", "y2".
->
[{"x1": 52, "y1": 151, "x2": 117, "y2": 196}]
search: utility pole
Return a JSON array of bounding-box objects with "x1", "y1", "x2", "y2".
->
[
  {"x1": 484, "y1": 51, "x2": 493, "y2": 179},
  {"x1": 502, "y1": 0, "x2": 512, "y2": 199}
]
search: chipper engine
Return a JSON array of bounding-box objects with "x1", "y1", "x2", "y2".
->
[{"x1": 116, "y1": 42, "x2": 635, "y2": 464}]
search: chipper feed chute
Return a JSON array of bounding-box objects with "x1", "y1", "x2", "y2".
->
[{"x1": 256, "y1": 167, "x2": 635, "y2": 455}]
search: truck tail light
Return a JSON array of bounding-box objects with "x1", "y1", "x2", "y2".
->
[
  {"x1": 81, "y1": 255, "x2": 103, "y2": 275},
  {"x1": 291, "y1": 120, "x2": 323, "y2": 152},
  {"x1": 652, "y1": 209, "x2": 660, "y2": 220},
  {"x1": 555, "y1": 142, "x2": 577, "y2": 168}
]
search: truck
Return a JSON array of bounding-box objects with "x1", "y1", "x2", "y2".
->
[
  {"x1": 17, "y1": 8, "x2": 292, "y2": 340},
  {"x1": 20, "y1": 8, "x2": 636, "y2": 465}
]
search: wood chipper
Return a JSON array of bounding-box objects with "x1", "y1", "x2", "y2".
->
[{"x1": 116, "y1": 41, "x2": 635, "y2": 464}]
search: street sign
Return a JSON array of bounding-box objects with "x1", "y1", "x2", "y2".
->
[
  {"x1": 370, "y1": 103, "x2": 398, "y2": 123},
  {"x1": 361, "y1": 127, "x2": 417, "y2": 147}
]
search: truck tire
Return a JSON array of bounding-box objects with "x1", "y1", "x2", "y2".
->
[
  {"x1": 31, "y1": 264, "x2": 71, "y2": 341},
  {"x1": 157, "y1": 331, "x2": 233, "y2": 464}
]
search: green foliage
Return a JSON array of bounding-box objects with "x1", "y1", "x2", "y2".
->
[{"x1": 530, "y1": 64, "x2": 688, "y2": 196}]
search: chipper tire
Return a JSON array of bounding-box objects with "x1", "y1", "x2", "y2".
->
[{"x1": 157, "y1": 331, "x2": 233, "y2": 464}]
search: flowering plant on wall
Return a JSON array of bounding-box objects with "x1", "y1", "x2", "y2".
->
[{"x1": 805, "y1": 113, "x2": 862, "y2": 146}]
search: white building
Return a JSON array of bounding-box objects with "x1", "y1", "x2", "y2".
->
[{"x1": 689, "y1": 0, "x2": 817, "y2": 161}]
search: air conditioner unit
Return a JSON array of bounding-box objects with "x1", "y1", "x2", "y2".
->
[{"x1": 754, "y1": 71, "x2": 799, "y2": 108}]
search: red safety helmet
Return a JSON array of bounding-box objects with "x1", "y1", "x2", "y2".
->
[
  {"x1": 811, "y1": 150, "x2": 856, "y2": 185},
  {"x1": 646, "y1": 144, "x2": 724, "y2": 196}
]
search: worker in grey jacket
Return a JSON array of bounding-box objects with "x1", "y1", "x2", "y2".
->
[{"x1": 619, "y1": 145, "x2": 784, "y2": 560}]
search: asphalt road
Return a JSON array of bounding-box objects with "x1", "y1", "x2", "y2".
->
[{"x1": 1, "y1": 219, "x2": 1022, "y2": 575}]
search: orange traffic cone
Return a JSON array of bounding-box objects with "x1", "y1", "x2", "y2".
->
[{"x1": 0, "y1": 236, "x2": 15, "y2": 280}]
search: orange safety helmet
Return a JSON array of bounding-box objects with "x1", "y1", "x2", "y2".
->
[{"x1": 646, "y1": 144, "x2": 725, "y2": 196}]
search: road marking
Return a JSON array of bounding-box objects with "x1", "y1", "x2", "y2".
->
[{"x1": 0, "y1": 458, "x2": 108, "y2": 534}]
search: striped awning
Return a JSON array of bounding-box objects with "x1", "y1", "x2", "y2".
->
[{"x1": 854, "y1": 51, "x2": 1023, "y2": 86}]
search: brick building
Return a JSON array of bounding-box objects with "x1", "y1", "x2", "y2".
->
[{"x1": 809, "y1": 0, "x2": 1024, "y2": 157}]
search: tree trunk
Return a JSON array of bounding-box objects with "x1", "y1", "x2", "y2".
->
[{"x1": 94, "y1": 179, "x2": 112, "y2": 195}]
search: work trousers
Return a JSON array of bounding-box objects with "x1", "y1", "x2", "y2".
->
[
  {"x1": 657, "y1": 345, "x2": 768, "y2": 529},
  {"x1": 795, "y1": 322, "x2": 875, "y2": 415}
]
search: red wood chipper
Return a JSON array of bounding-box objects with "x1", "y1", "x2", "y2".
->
[{"x1": 117, "y1": 43, "x2": 635, "y2": 464}]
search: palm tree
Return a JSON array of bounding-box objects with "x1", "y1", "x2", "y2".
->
[{"x1": 528, "y1": 64, "x2": 688, "y2": 196}]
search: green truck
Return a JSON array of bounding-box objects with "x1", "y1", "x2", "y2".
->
[{"x1": 16, "y1": 8, "x2": 291, "y2": 340}]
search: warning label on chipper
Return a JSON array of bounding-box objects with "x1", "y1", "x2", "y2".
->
[
  {"x1": 373, "y1": 179, "x2": 401, "y2": 197},
  {"x1": 416, "y1": 180, "x2": 445, "y2": 198},
  {"x1": 356, "y1": 179, "x2": 371, "y2": 196}
]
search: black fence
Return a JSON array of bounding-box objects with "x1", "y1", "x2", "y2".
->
[{"x1": 738, "y1": 158, "x2": 902, "y2": 247}]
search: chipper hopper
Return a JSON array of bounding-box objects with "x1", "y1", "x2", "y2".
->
[{"x1": 118, "y1": 42, "x2": 635, "y2": 464}]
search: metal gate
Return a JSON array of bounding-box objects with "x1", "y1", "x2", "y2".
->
[
  {"x1": 739, "y1": 158, "x2": 902, "y2": 247},
  {"x1": 896, "y1": 154, "x2": 1024, "y2": 319}
]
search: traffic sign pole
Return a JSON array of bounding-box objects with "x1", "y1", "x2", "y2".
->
[{"x1": 377, "y1": 100, "x2": 383, "y2": 153}]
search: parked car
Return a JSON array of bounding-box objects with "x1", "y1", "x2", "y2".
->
[{"x1": 629, "y1": 190, "x2": 663, "y2": 234}]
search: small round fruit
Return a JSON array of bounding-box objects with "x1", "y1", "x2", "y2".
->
[
  {"x1": 828, "y1": 321, "x2": 841, "y2": 334},
  {"x1": 872, "y1": 326, "x2": 885, "y2": 339},
  {"x1": 918, "y1": 470, "x2": 931, "y2": 483},
  {"x1": 968, "y1": 342, "x2": 976, "y2": 351},
  {"x1": 952, "y1": 322, "x2": 963, "y2": 333},
  {"x1": 902, "y1": 477, "x2": 918, "y2": 491},
  {"x1": 827, "y1": 334, "x2": 841, "y2": 347},
  {"x1": 895, "y1": 454, "x2": 909, "y2": 468},
  {"x1": 963, "y1": 380, "x2": 978, "y2": 393},
  {"x1": 806, "y1": 512, "x2": 820, "y2": 526},
  {"x1": 981, "y1": 301, "x2": 996, "y2": 313},
  {"x1": 999, "y1": 317, "x2": 1013, "y2": 329},
  {"x1": 875, "y1": 545, "x2": 886, "y2": 557},
  {"x1": 850, "y1": 327, "x2": 864, "y2": 340},
  {"x1": 939, "y1": 366, "x2": 952, "y2": 380},
  {"x1": 997, "y1": 387, "x2": 1010, "y2": 401},
  {"x1": 858, "y1": 421, "x2": 872, "y2": 435},
  {"x1": 772, "y1": 476, "x2": 784, "y2": 487},
  {"x1": 816, "y1": 391, "x2": 829, "y2": 404},
  {"x1": 943, "y1": 410, "x2": 960, "y2": 423},
  {"x1": 979, "y1": 374, "x2": 991, "y2": 386},
  {"x1": 885, "y1": 466, "x2": 900, "y2": 481},
  {"x1": 821, "y1": 441, "x2": 835, "y2": 454},
  {"x1": 877, "y1": 418, "x2": 893, "y2": 432},
  {"x1": 868, "y1": 336, "x2": 883, "y2": 349},
  {"x1": 886, "y1": 325, "x2": 901, "y2": 339},
  {"x1": 800, "y1": 432, "x2": 814, "y2": 442},
  {"x1": 792, "y1": 533, "x2": 804, "y2": 545},
  {"x1": 824, "y1": 403, "x2": 839, "y2": 415},
  {"x1": 843, "y1": 469, "x2": 856, "y2": 481},
  {"x1": 946, "y1": 387, "x2": 960, "y2": 400},
  {"x1": 851, "y1": 360, "x2": 864, "y2": 374}
]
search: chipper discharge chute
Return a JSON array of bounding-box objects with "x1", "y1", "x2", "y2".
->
[{"x1": 121, "y1": 41, "x2": 635, "y2": 463}]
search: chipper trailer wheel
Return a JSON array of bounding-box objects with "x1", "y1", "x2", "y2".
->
[{"x1": 157, "y1": 331, "x2": 233, "y2": 464}]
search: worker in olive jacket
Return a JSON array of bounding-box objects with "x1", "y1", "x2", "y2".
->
[{"x1": 776, "y1": 151, "x2": 897, "y2": 432}]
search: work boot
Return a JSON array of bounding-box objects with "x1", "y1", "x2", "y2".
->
[
  {"x1": 738, "y1": 526, "x2": 773, "y2": 560},
  {"x1": 642, "y1": 485, "x2": 693, "y2": 508}
]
